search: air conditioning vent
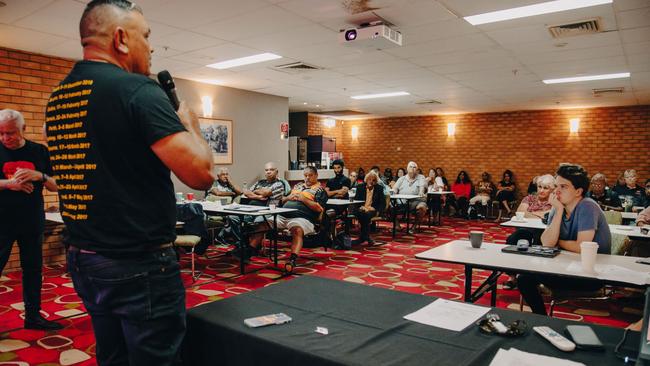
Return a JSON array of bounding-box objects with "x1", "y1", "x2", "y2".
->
[
  {"x1": 415, "y1": 99, "x2": 442, "y2": 105},
  {"x1": 272, "y1": 62, "x2": 323, "y2": 74},
  {"x1": 548, "y1": 18, "x2": 602, "y2": 39},
  {"x1": 592, "y1": 87, "x2": 624, "y2": 97}
]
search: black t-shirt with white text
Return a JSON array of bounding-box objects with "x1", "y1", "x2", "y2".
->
[
  {"x1": 45, "y1": 61, "x2": 186, "y2": 253},
  {"x1": 0, "y1": 140, "x2": 52, "y2": 229}
]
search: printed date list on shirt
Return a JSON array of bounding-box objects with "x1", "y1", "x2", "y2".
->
[{"x1": 45, "y1": 79, "x2": 96, "y2": 222}]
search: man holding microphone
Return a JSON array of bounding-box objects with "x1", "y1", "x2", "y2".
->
[{"x1": 45, "y1": 0, "x2": 214, "y2": 364}]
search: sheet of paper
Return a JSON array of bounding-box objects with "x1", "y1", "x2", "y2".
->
[
  {"x1": 403, "y1": 299, "x2": 490, "y2": 331},
  {"x1": 489, "y1": 348, "x2": 586, "y2": 366}
]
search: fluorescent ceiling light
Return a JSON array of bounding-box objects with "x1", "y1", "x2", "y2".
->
[
  {"x1": 206, "y1": 53, "x2": 282, "y2": 69},
  {"x1": 542, "y1": 72, "x2": 630, "y2": 84},
  {"x1": 351, "y1": 91, "x2": 410, "y2": 100},
  {"x1": 464, "y1": 0, "x2": 612, "y2": 25}
]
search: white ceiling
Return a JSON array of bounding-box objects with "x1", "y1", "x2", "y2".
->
[{"x1": 1, "y1": 0, "x2": 649, "y2": 117}]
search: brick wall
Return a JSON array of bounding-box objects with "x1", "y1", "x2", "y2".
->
[
  {"x1": 309, "y1": 106, "x2": 650, "y2": 197},
  {"x1": 1, "y1": 46, "x2": 75, "y2": 269}
]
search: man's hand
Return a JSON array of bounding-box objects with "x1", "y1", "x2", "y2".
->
[
  {"x1": 6, "y1": 179, "x2": 34, "y2": 193},
  {"x1": 549, "y1": 192, "x2": 563, "y2": 211},
  {"x1": 13, "y1": 168, "x2": 42, "y2": 183}
]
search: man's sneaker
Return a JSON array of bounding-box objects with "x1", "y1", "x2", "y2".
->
[{"x1": 25, "y1": 314, "x2": 63, "y2": 331}]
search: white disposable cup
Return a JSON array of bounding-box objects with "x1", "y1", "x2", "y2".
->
[
  {"x1": 215, "y1": 199, "x2": 222, "y2": 207},
  {"x1": 580, "y1": 241, "x2": 599, "y2": 273},
  {"x1": 438, "y1": 187, "x2": 443, "y2": 192},
  {"x1": 269, "y1": 204, "x2": 277, "y2": 210},
  {"x1": 515, "y1": 211, "x2": 525, "y2": 221}
]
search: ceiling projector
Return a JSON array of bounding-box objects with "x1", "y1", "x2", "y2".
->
[{"x1": 339, "y1": 24, "x2": 402, "y2": 49}]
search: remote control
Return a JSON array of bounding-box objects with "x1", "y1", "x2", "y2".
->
[{"x1": 533, "y1": 326, "x2": 576, "y2": 352}]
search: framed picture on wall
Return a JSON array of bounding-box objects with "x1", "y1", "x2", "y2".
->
[{"x1": 198, "y1": 117, "x2": 233, "y2": 164}]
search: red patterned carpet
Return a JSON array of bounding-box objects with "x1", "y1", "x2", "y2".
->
[{"x1": 0, "y1": 218, "x2": 643, "y2": 365}]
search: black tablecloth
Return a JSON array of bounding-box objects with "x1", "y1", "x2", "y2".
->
[{"x1": 184, "y1": 276, "x2": 639, "y2": 366}]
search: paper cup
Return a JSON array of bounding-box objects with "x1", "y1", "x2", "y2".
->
[
  {"x1": 580, "y1": 241, "x2": 599, "y2": 273},
  {"x1": 186, "y1": 192, "x2": 194, "y2": 201},
  {"x1": 269, "y1": 204, "x2": 276, "y2": 210},
  {"x1": 515, "y1": 211, "x2": 525, "y2": 221}
]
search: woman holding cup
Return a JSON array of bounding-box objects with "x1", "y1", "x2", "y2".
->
[{"x1": 517, "y1": 164, "x2": 611, "y2": 315}]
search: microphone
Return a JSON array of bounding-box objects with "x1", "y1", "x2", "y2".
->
[{"x1": 157, "y1": 70, "x2": 180, "y2": 111}]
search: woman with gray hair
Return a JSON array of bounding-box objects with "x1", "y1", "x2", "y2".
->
[{"x1": 515, "y1": 174, "x2": 554, "y2": 219}]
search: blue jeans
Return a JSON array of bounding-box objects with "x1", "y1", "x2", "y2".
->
[{"x1": 67, "y1": 247, "x2": 186, "y2": 366}]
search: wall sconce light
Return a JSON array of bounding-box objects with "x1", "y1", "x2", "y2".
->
[
  {"x1": 447, "y1": 123, "x2": 456, "y2": 136},
  {"x1": 351, "y1": 126, "x2": 359, "y2": 140},
  {"x1": 323, "y1": 118, "x2": 335, "y2": 128},
  {"x1": 201, "y1": 96, "x2": 213, "y2": 118},
  {"x1": 569, "y1": 118, "x2": 580, "y2": 133}
]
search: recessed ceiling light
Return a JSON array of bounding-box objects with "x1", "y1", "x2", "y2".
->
[
  {"x1": 206, "y1": 53, "x2": 281, "y2": 70},
  {"x1": 542, "y1": 72, "x2": 630, "y2": 84},
  {"x1": 464, "y1": 0, "x2": 613, "y2": 25},
  {"x1": 316, "y1": 105, "x2": 320, "y2": 107},
  {"x1": 303, "y1": 102, "x2": 307, "y2": 105},
  {"x1": 351, "y1": 91, "x2": 410, "y2": 100}
]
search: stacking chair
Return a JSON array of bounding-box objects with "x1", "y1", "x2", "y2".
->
[{"x1": 174, "y1": 234, "x2": 202, "y2": 281}]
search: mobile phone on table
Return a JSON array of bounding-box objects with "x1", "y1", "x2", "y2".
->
[
  {"x1": 565, "y1": 325, "x2": 604, "y2": 350},
  {"x1": 244, "y1": 313, "x2": 292, "y2": 328}
]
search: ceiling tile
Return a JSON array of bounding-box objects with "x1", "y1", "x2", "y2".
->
[
  {"x1": 0, "y1": 0, "x2": 56, "y2": 24},
  {"x1": 12, "y1": 0, "x2": 84, "y2": 39}
]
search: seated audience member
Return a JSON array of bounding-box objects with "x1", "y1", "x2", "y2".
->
[
  {"x1": 220, "y1": 162, "x2": 285, "y2": 252},
  {"x1": 469, "y1": 172, "x2": 495, "y2": 206},
  {"x1": 495, "y1": 169, "x2": 516, "y2": 218},
  {"x1": 613, "y1": 171, "x2": 627, "y2": 195},
  {"x1": 643, "y1": 179, "x2": 650, "y2": 208},
  {"x1": 389, "y1": 167, "x2": 406, "y2": 188},
  {"x1": 586, "y1": 173, "x2": 622, "y2": 210},
  {"x1": 518, "y1": 164, "x2": 611, "y2": 315},
  {"x1": 353, "y1": 172, "x2": 386, "y2": 245},
  {"x1": 240, "y1": 162, "x2": 285, "y2": 206},
  {"x1": 527, "y1": 176, "x2": 539, "y2": 195},
  {"x1": 393, "y1": 161, "x2": 427, "y2": 229},
  {"x1": 382, "y1": 168, "x2": 393, "y2": 185},
  {"x1": 637, "y1": 206, "x2": 650, "y2": 226},
  {"x1": 615, "y1": 169, "x2": 646, "y2": 207},
  {"x1": 208, "y1": 167, "x2": 242, "y2": 198},
  {"x1": 369, "y1": 166, "x2": 390, "y2": 195},
  {"x1": 449, "y1": 170, "x2": 472, "y2": 218},
  {"x1": 349, "y1": 171, "x2": 358, "y2": 189},
  {"x1": 356, "y1": 167, "x2": 366, "y2": 184},
  {"x1": 516, "y1": 174, "x2": 554, "y2": 219},
  {"x1": 434, "y1": 167, "x2": 449, "y2": 190},
  {"x1": 325, "y1": 159, "x2": 351, "y2": 199},
  {"x1": 249, "y1": 166, "x2": 327, "y2": 271}
]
